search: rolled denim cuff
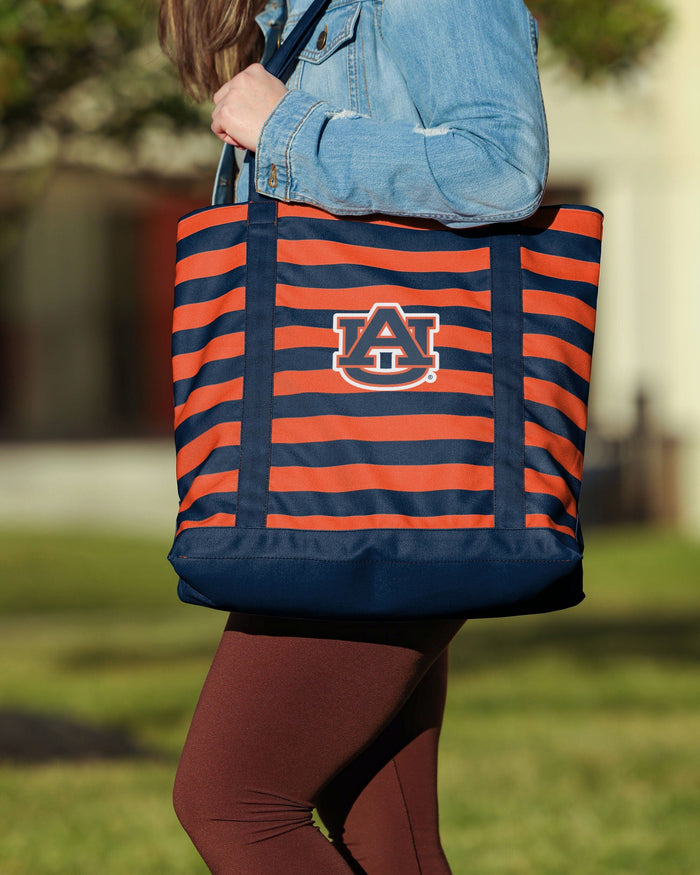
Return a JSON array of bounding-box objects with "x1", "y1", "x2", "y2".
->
[{"x1": 255, "y1": 89, "x2": 325, "y2": 201}]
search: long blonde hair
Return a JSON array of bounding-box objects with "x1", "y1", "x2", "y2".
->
[{"x1": 159, "y1": 0, "x2": 267, "y2": 101}]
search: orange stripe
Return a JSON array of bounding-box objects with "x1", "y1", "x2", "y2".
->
[
  {"x1": 522, "y1": 206, "x2": 603, "y2": 239},
  {"x1": 275, "y1": 285, "x2": 491, "y2": 312},
  {"x1": 275, "y1": 326, "x2": 336, "y2": 350},
  {"x1": 266, "y1": 513, "x2": 495, "y2": 531},
  {"x1": 525, "y1": 514, "x2": 576, "y2": 539},
  {"x1": 176, "y1": 422, "x2": 241, "y2": 480},
  {"x1": 524, "y1": 377, "x2": 588, "y2": 431},
  {"x1": 522, "y1": 289, "x2": 596, "y2": 332},
  {"x1": 523, "y1": 334, "x2": 592, "y2": 381},
  {"x1": 177, "y1": 205, "x2": 248, "y2": 241},
  {"x1": 176, "y1": 512, "x2": 237, "y2": 535},
  {"x1": 278, "y1": 202, "x2": 463, "y2": 232},
  {"x1": 268, "y1": 463, "x2": 493, "y2": 494},
  {"x1": 274, "y1": 369, "x2": 492, "y2": 397},
  {"x1": 273, "y1": 324, "x2": 491, "y2": 355},
  {"x1": 278, "y1": 202, "x2": 603, "y2": 240},
  {"x1": 179, "y1": 470, "x2": 239, "y2": 513},
  {"x1": 271, "y1": 414, "x2": 494, "y2": 445},
  {"x1": 437, "y1": 325, "x2": 492, "y2": 353},
  {"x1": 176, "y1": 243, "x2": 246, "y2": 284},
  {"x1": 277, "y1": 239, "x2": 490, "y2": 274},
  {"x1": 521, "y1": 248, "x2": 601, "y2": 286},
  {"x1": 173, "y1": 332, "x2": 245, "y2": 382},
  {"x1": 524, "y1": 469, "x2": 577, "y2": 518},
  {"x1": 173, "y1": 287, "x2": 246, "y2": 333},
  {"x1": 174, "y1": 378, "x2": 244, "y2": 429},
  {"x1": 524, "y1": 422, "x2": 583, "y2": 481}
]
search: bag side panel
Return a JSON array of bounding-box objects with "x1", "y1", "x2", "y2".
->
[
  {"x1": 171, "y1": 205, "x2": 249, "y2": 535},
  {"x1": 520, "y1": 207, "x2": 603, "y2": 539}
]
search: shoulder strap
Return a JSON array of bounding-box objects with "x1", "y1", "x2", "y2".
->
[
  {"x1": 267, "y1": 0, "x2": 332, "y2": 80},
  {"x1": 213, "y1": 0, "x2": 332, "y2": 205}
]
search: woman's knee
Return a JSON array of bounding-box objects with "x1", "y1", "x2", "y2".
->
[{"x1": 173, "y1": 757, "x2": 315, "y2": 852}]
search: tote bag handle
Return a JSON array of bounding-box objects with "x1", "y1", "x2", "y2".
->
[{"x1": 213, "y1": 0, "x2": 332, "y2": 205}]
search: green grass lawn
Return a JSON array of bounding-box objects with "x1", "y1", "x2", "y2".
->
[{"x1": 0, "y1": 527, "x2": 698, "y2": 874}]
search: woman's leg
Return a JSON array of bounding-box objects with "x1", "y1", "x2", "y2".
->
[
  {"x1": 173, "y1": 613, "x2": 463, "y2": 874},
  {"x1": 316, "y1": 650, "x2": 452, "y2": 874}
]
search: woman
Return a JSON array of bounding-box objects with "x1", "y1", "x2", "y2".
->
[{"x1": 160, "y1": 1, "x2": 548, "y2": 872}]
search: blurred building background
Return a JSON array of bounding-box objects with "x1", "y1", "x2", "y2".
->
[{"x1": 0, "y1": 0, "x2": 698, "y2": 537}]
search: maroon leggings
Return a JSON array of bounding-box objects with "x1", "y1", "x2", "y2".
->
[{"x1": 173, "y1": 612, "x2": 465, "y2": 874}]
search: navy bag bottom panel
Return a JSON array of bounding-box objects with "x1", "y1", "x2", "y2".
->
[{"x1": 169, "y1": 528, "x2": 584, "y2": 619}]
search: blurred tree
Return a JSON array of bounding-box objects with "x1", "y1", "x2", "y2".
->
[
  {"x1": 0, "y1": 0, "x2": 673, "y2": 175},
  {"x1": 0, "y1": 0, "x2": 206, "y2": 170},
  {"x1": 529, "y1": 0, "x2": 672, "y2": 80}
]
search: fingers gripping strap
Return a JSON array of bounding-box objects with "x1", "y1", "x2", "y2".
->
[{"x1": 213, "y1": 0, "x2": 332, "y2": 205}]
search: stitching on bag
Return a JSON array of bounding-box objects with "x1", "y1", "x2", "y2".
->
[
  {"x1": 491, "y1": 274, "x2": 498, "y2": 525},
  {"x1": 263, "y1": 225, "x2": 279, "y2": 521},
  {"x1": 518, "y1": 241, "x2": 526, "y2": 523},
  {"x1": 237, "y1": 222, "x2": 252, "y2": 521},
  {"x1": 174, "y1": 555, "x2": 575, "y2": 565}
]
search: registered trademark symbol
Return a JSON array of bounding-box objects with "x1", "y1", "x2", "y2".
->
[{"x1": 427, "y1": 372, "x2": 436, "y2": 382}]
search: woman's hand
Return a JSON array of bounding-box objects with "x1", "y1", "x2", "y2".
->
[{"x1": 211, "y1": 64, "x2": 288, "y2": 152}]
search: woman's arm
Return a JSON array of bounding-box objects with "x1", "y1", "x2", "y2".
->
[{"x1": 218, "y1": 0, "x2": 548, "y2": 227}]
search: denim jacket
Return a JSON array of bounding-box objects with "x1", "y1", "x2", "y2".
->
[{"x1": 235, "y1": 0, "x2": 548, "y2": 228}]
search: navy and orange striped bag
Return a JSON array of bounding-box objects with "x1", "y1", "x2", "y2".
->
[{"x1": 168, "y1": 1, "x2": 604, "y2": 619}]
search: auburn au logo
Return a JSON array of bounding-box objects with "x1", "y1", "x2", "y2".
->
[{"x1": 333, "y1": 303, "x2": 440, "y2": 391}]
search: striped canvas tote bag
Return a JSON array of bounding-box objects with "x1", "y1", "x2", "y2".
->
[{"x1": 168, "y1": 0, "x2": 604, "y2": 618}]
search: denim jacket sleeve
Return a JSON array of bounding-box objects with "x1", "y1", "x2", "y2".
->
[{"x1": 254, "y1": 0, "x2": 548, "y2": 228}]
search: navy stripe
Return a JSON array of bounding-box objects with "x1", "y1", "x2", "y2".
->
[
  {"x1": 278, "y1": 217, "x2": 494, "y2": 253},
  {"x1": 276, "y1": 263, "x2": 491, "y2": 292},
  {"x1": 272, "y1": 348, "x2": 332, "y2": 373},
  {"x1": 270, "y1": 438, "x2": 494, "y2": 469},
  {"x1": 273, "y1": 346, "x2": 491, "y2": 375},
  {"x1": 267, "y1": 488, "x2": 494, "y2": 519},
  {"x1": 521, "y1": 314, "x2": 595, "y2": 354},
  {"x1": 435, "y1": 349, "x2": 492, "y2": 372},
  {"x1": 177, "y1": 222, "x2": 247, "y2": 260},
  {"x1": 177, "y1": 447, "x2": 240, "y2": 498},
  {"x1": 525, "y1": 492, "x2": 577, "y2": 533},
  {"x1": 177, "y1": 491, "x2": 239, "y2": 525},
  {"x1": 174, "y1": 400, "x2": 243, "y2": 446},
  {"x1": 524, "y1": 357, "x2": 590, "y2": 403},
  {"x1": 521, "y1": 230, "x2": 601, "y2": 264},
  {"x1": 172, "y1": 313, "x2": 246, "y2": 356},
  {"x1": 490, "y1": 232, "x2": 525, "y2": 529},
  {"x1": 235, "y1": 199, "x2": 278, "y2": 528},
  {"x1": 174, "y1": 267, "x2": 247, "y2": 306},
  {"x1": 521, "y1": 270, "x2": 598, "y2": 308},
  {"x1": 272, "y1": 392, "x2": 494, "y2": 421},
  {"x1": 173, "y1": 357, "x2": 245, "y2": 408},
  {"x1": 524, "y1": 446, "x2": 582, "y2": 498},
  {"x1": 275, "y1": 305, "x2": 492, "y2": 334},
  {"x1": 524, "y1": 402, "x2": 586, "y2": 452},
  {"x1": 522, "y1": 313, "x2": 595, "y2": 350}
]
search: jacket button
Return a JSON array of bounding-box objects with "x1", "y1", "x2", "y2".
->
[{"x1": 316, "y1": 26, "x2": 327, "y2": 50}]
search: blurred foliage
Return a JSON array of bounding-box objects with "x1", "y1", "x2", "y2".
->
[
  {"x1": 0, "y1": 526, "x2": 698, "y2": 872},
  {"x1": 0, "y1": 0, "x2": 204, "y2": 157},
  {"x1": 0, "y1": 0, "x2": 673, "y2": 170},
  {"x1": 529, "y1": 0, "x2": 672, "y2": 80}
]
